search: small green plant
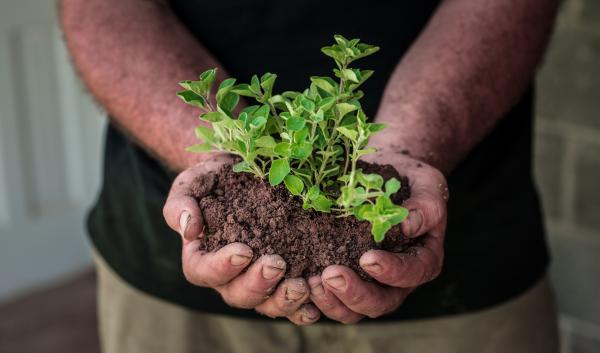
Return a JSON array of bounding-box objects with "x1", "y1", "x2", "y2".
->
[{"x1": 177, "y1": 35, "x2": 408, "y2": 242}]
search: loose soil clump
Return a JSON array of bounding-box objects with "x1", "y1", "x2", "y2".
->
[{"x1": 192, "y1": 161, "x2": 413, "y2": 280}]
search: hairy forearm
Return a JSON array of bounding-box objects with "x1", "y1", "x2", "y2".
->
[
  {"x1": 59, "y1": 0, "x2": 224, "y2": 171},
  {"x1": 371, "y1": 0, "x2": 558, "y2": 173}
]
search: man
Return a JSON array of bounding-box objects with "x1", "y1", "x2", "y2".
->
[{"x1": 60, "y1": 0, "x2": 560, "y2": 352}]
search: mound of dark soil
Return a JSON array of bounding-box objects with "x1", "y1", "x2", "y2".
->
[{"x1": 192, "y1": 161, "x2": 413, "y2": 280}]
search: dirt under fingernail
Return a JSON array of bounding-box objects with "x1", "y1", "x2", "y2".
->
[
  {"x1": 363, "y1": 263, "x2": 383, "y2": 274},
  {"x1": 262, "y1": 265, "x2": 283, "y2": 279},
  {"x1": 324, "y1": 276, "x2": 346, "y2": 290},
  {"x1": 285, "y1": 288, "x2": 305, "y2": 301},
  {"x1": 230, "y1": 254, "x2": 251, "y2": 266}
]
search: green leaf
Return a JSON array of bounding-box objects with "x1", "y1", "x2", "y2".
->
[
  {"x1": 231, "y1": 84, "x2": 256, "y2": 98},
  {"x1": 291, "y1": 143, "x2": 312, "y2": 160},
  {"x1": 338, "y1": 186, "x2": 354, "y2": 207},
  {"x1": 339, "y1": 69, "x2": 359, "y2": 83},
  {"x1": 177, "y1": 91, "x2": 206, "y2": 108},
  {"x1": 195, "y1": 126, "x2": 215, "y2": 143},
  {"x1": 185, "y1": 143, "x2": 212, "y2": 153},
  {"x1": 357, "y1": 172, "x2": 384, "y2": 190},
  {"x1": 372, "y1": 219, "x2": 392, "y2": 243},
  {"x1": 260, "y1": 73, "x2": 277, "y2": 96},
  {"x1": 199, "y1": 69, "x2": 217, "y2": 87},
  {"x1": 313, "y1": 110, "x2": 325, "y2": 122},
  {"x1": 321, "y1": 46, "x2": 344, "y2": 64},
  {"x1": 283, "y1": 175, "x2": 304, "y2": 195},
  {"x1": 386, "y1": 206, "x2": 409, "y2": 224},
  {"x1": 368, "y1": 123, "x2": 386, "y2": 133},
  {"x1": 354, "y1": 203, "x2": 374, "y2": 221},
  {"x1": 310, "y1": 77, "x2": 337, "y2": 94},
  {"x1": 233, "y1": 161, "x2": 250, "y2": 173},
  {"x1": 384, "y1": 178, "x2": 401, "y2": 197},
  {"x1": 250, "y1": 75, "x2": 261, "y2": 93},
  {"x1": 357, "y1": 148, "x2": 377, "y2": 157},
  {"x1": 334, "y1": 34, "x2": 349, "y2": 47},
  {"x1": 336, "y1": 102, "x2": 359, "y2": 118},
  {"x1": 219, "y1": 92, "x2": 239, "y2": 112},
  {"x1": 274, "y1": 142, "x2": 291, "y2": 157},
  {"x1": 318, "y1": 97, "x2": 336, "y2": 111},
  {"x1": 255, "y1": 136, "x2": 276, "y2": 148},
  {"x1": 286, "y1": 116, "x2": 306, "y2": 131},
  {"x1": 269, "y1": 158, "x2": 290, "y2": 186},
  {"x1": 199, "y1": 112, "x2": 223, "y2": 122},
  {"x1": 250, "y1": 116, "x2": 267, "y2": 128},
  {"x1": 307, "y1": 185, "x2": 321, "y2": 200},
  {"x1": 255, "y1": 147, "x2": 276, "y2": 157},
  {"x1": 311, "y1": 195, "x2": 332, "y2": 212},
  {"x1": 253, "y1": 104, "x2": 270, "y2": 119},
  {"x1": 336, "y1": 126, "x2": 358, "y2": 140},
  {"x1": 293, "y1": 127, "x2": 309, "y2": 143},
  {"x1": 300, "y1": 96, "x2": 315, "y2": 112},
  {"x1": 216, "y1": 78, "x2": 236, "y2": 104},
  {"x1": 375, "y1": 195, "x2": 395, "y2": 212},
  {"x1": 352, "y1": 186, "x2": 367, "y2": 206}
]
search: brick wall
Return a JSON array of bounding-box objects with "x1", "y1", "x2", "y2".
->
[{"x1": 534, "y1": 0, "x2": 600, "y2": 351}]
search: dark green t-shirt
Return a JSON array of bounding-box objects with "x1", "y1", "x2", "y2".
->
[{"x1": 87, "y1": 0, "x2": 549, "y2": 321}]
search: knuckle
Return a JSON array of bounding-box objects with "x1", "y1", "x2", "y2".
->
[
  {"x1": 315, "y1": 296, "x2": 336, "y2": 311},
  {"x1": 347, "y1": 291, "x2": 367, "y2": 306}
]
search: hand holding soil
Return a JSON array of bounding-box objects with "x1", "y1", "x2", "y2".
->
[
  {"x1": 307, "y1": 151, "x2": 448, "y2": 323},
  {"x1": 163, "y1": 152, "x2": 320, "y2": 325},
  {"x1": 164, "y1": 36, "x2": 448, "y2": 324}
]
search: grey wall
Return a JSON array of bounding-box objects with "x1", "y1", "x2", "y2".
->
[{"x1": 534, "y1": 0, "x2": 600, "y2": 351}]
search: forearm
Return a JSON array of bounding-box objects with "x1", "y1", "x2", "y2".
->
[
  {"x1": 59, "y1": 0, "x2": 224, "y2": 171},
  {"x1": 371, "y1": 0, "x2": 558, "y2": 173}
]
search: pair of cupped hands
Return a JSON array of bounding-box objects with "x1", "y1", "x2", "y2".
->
[{"x1": 163, "y1": 150, "x2": 448, "y2": 325}]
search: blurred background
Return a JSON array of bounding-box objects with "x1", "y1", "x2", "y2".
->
[{"x1": 0, "y1": 0, "x2": 598, "y2": 352}]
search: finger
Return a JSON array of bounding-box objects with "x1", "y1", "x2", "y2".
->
[
  {"x1": 182, "y1": 240, "x2": 252, "y2": 287},
  {"x1": 219, "y1": 254, "x2": 286, "y2": 309},
  {"x1": 360, "y1": 235, "x2": 444, "y2": 287},
  {"x1": 286, "y1": 304, "x2": 321, "y2": 326},
  {"x1": 255, "y1": 278, "x2": 309, "y2": 318},
  {"x1": 163, "y1": 166, "x2": 208, "y2": 240},
  {"x1": 308, "y1": 276, "x2": 364, "y2": 324},
  {"x1": 321, "y1": 266, "x2": 409, "y2": 318},
  {"x1": 400, "y1": 168, "x2": 447, "y2": 238},
  {"x1": 163, "y1": 154, "x2": 233, "y2": 240}
]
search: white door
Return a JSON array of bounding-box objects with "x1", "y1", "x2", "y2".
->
[{"x1": 0, "y1": 0, "x2": 106, "y2": 300}]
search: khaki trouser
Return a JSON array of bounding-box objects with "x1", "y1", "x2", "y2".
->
[{"x1": 95, "y1": 253, "x2": 559, "y2": 353}]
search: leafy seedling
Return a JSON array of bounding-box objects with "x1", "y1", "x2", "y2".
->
[{"x1": 177, "y1": 35, "x2": 409, "y2": 242}]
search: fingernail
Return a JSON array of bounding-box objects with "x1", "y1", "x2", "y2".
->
[
  {"x1": 310, "y1": 283, "x2": 325, "y2": 296},
  {"x1": 179, "y1": 211, "x2": 191, "y2": 238},
  {"x1": 285, "y1": 287, "x2": 306, "y2": 301},
  {"x1": 363, "y1": 262, "x2": 383, "y2": 274},
  {"x1": 406, "y1": 209, "x2": 423, "y2": 236},
  {"x1": 301, "y1": 308, "x2": 318, "y2": 322},
  {"x1": 262, "y1": 262, "x2": 285, "y2": 279},
  {"x1": 230, "y1": 254, "x2": 251, "y2": 266},
  {"x1": 324, "y1": 276, "x2": 346, "y2": 290}
]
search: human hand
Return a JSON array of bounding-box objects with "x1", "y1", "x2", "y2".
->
[
  {"x1": 163, "y1": 152, "x2": 320, "y2": 325},
  {"x1": 308, "y1": 152, "x2": 448, "y2": 323}
]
